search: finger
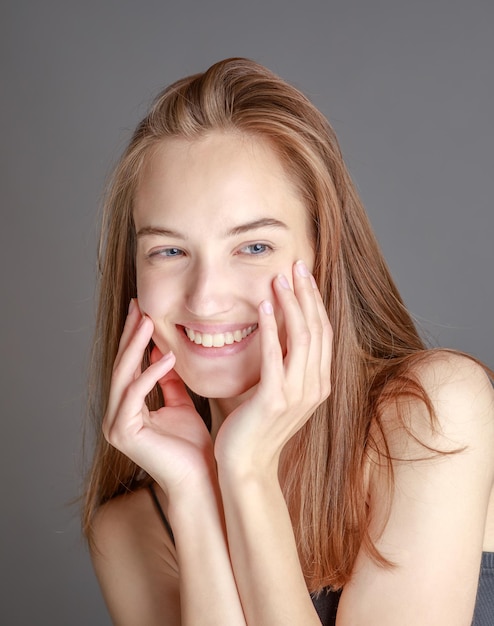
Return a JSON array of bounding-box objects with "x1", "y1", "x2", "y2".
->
[
  {"x1": 104, "y1": 351, "x2": 175, "y2": 443},
  {"x1": 292, "y1": 260, "x2": 324, "y2": 376},
  {"x1": 256, "y1": 299, "x2": 284, "y2": 400},
  {"x1": 150, "y1": 347, "x2": 195, "y2": 409},
  {"x1": 159, "y1": 369, "x2": 196, "y2": 409},
  {"x1": 294, "y1": 266, "x2": 333, "y2": 405},
  {"x1": 292, "y1": 261, "x2": 320, "y2": 330},
  {"x1": 113, "y1": 298, "x2": 143, "y2": 368},
  {"x1": 107, "y1": 316, "x2": 155, "y2": 419},
  {"x1": 313, "y1": 285, "x2": 333, "y2": 398},
  {"x1": 272, "y1": 272, "x2": 311, "y2": 384},
  {"x1": 118, "y1": 351, "x2": 176, "y2": 420},
  {"x1": 150, "y1": 343, "x2": 166, "y2": 365}
]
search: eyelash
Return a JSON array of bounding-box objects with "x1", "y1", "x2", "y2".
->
[
  {"x1": 147, "y1": 242, "x2": 274, "y2": 259},
  {"x1": 147, "y1": 247, "x2": 184, "y2": 259},
  {"x1": 238, "y1": 242, "x2": 273, "y2": 256}
]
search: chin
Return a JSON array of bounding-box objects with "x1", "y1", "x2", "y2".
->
[{"x1": 180, "y1": 367, "x2": 259, "y2": 401}]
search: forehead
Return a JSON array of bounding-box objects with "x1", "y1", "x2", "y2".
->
[{"x1": 133, "y1": 132, "x2": 310, "y2": 233}]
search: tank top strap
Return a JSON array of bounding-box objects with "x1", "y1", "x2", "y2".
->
[{"x1": 149, "y1": 483, "x2": 175, "y2": 545}]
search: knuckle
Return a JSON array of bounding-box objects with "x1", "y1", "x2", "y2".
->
[
  {"x1": 321, "y1": 378, "x2": 332, "y2": 400},
  {"x1": 310, "y1": 323, "x2": 323, "y2": 340},
  {"x1": 105, "y1": 419, "x2": 129, "y2": 450},
  {"x1": 306, "y1": 376, "x2": 331, "y2": 407},
  {"x1": 308, "y1": 385, "x2": 322, "y2": 407},
  {"x1": 101, "y1": 410, "x2": 113, "y2": 439},
  {"x1": 102, "y1": 420, "x2": 117, "y2": 445},
  {"x1": 323, "y1": 319, "x2": 333, "y2": 340},
  {"x1": 270, "y1": 395, "x2": 288, "y2": 415}
]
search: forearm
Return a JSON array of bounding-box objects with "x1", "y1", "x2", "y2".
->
[
  {"x1": 165, "y1": 473, "x2": 246, "y2": 626},
  {"x1": 218, "y1": 463, "x2": 321, "y2": 626}
]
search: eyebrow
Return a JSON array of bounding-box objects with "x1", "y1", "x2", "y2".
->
[
  {"x1": 226, "y1": 218, "x2": 288, "y2": 236},
  {"x1": 136, "y1": 226, "x2": 185, "y2": 239},
  {"x1": 136, "y1": 218, "x2": 289, "y2": 239}
]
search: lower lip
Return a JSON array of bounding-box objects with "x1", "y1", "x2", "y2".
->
[{"x1": 177, "y1": 325, "x2": 258, "y2": 358}]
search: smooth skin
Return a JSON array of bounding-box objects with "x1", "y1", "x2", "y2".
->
[{"x1": 91, "y1": 133, "x2": 494, "y2": 625}]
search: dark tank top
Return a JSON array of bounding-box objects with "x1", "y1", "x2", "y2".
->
[{"x1": 148, "y1": 485, "x2": 493, "y2": 625}]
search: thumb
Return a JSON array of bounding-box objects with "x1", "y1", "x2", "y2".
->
[{"x1": 151, "y1": 345, "x2": 194, "y2": 409}]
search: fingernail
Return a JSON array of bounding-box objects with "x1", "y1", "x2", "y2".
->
[
  {"x1": 161, "y1": 350, "x2": 174, "y2": 361},
  {"x1": 277, "y1": 274, "x2": 290, "y2": 289},
  {"x1": 295, "y1": 260, "x2": 309, "y2": 277},
  {"x1": 128, "y1": 298, "x2": 135, "y2": 314},
  {"x1": 138, "y1": 314, "x2": 147, "y2": 328},
  {"x1": 261, "y1": 300, "x2": 273, "y2": 315}
]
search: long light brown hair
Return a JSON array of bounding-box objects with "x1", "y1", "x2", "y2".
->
[{"x1": 84, "y1": 58, "x2": 434, "y2": 591}]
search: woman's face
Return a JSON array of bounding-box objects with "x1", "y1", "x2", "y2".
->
[{"x1": 134, "y1": 132, "x2": 315, "y2": 401}]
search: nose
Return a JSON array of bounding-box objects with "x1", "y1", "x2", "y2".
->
[{"x1": 184, "y1": 259, "x2": 235, "y2": 317}]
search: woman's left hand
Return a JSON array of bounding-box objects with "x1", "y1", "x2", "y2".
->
[{"x1": 214, "y1": 260, "x2": 333, "y2": 474}]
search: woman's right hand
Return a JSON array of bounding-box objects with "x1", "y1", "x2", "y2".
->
[{"x1": 102, "y1": 299, "x2": 214, "y2": 496}]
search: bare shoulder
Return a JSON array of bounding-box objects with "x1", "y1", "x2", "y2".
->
[
  {"x1": 92, "y1": 485, "x2": 175, "y2": 563},
  {"x1": 369, "y1": 349, "x2": 494, "y2": 546},
  {"x1": 90, "y1": 485, "x2": 180, "y2": 625},
  {"x1": 413, "y1": 351, "x2": 494, "y2": 443},
  {"x1": 414, "y1": 349, "x2": 492, "y2": 397},
  {"x1": 340, "y1": 353, "x2": 494, "y2": 624},
  {"x1": 379, "y1": 350, "x2": 494, "y2": 456},
  {"x1": 373, "y1": 349, "x2": 494, "y2": 550}
]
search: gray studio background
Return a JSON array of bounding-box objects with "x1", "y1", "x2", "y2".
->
[{"x1": 2, "y1": 1, "x2": 493, "y2": 623}]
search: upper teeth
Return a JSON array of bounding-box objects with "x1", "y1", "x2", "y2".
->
[{"x1": 184, "y1": 324, "x2": 258, "y2": 348}]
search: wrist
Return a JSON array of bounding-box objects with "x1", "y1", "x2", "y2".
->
[
  {"x1": 164, "y1": 469, "x2": 221, "y2": 524},
  {"x1": 216, "y1": 457, "x2": 281, "y2": 500},
  {"x1": 215, "y1": 441, "x2": 280, "y2": 481},
  {"x1": 159, "y1": 456, "x2": 217, "y2": 505}
]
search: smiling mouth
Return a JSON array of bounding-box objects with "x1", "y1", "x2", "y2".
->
[{"x1": 183, "y1": 324, "x2": 258, "y2": 348}]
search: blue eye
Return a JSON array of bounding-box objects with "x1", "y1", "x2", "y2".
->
[
  {"x1": 241, "y1": 243, "x2": 271, "y2": 255},
  {"x1": 149, "y1": 247, "x2": 183, "y2": 258}
]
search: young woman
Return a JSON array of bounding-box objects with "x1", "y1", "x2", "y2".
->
[{"x1": 83, "y1": 58, "x2": 494, "y2": 625}]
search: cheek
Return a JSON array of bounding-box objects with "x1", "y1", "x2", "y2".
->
[{"x1": 136, "y1": 271, "x2": 174, "y2": 319}]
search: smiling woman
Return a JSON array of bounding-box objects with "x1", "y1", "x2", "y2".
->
[
  {"x1": 83, "y1": 58, "x2": 494, "y2": 626},
  {"x1": 134, "y1": 133, "x2": 315, "y2": 405}
]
